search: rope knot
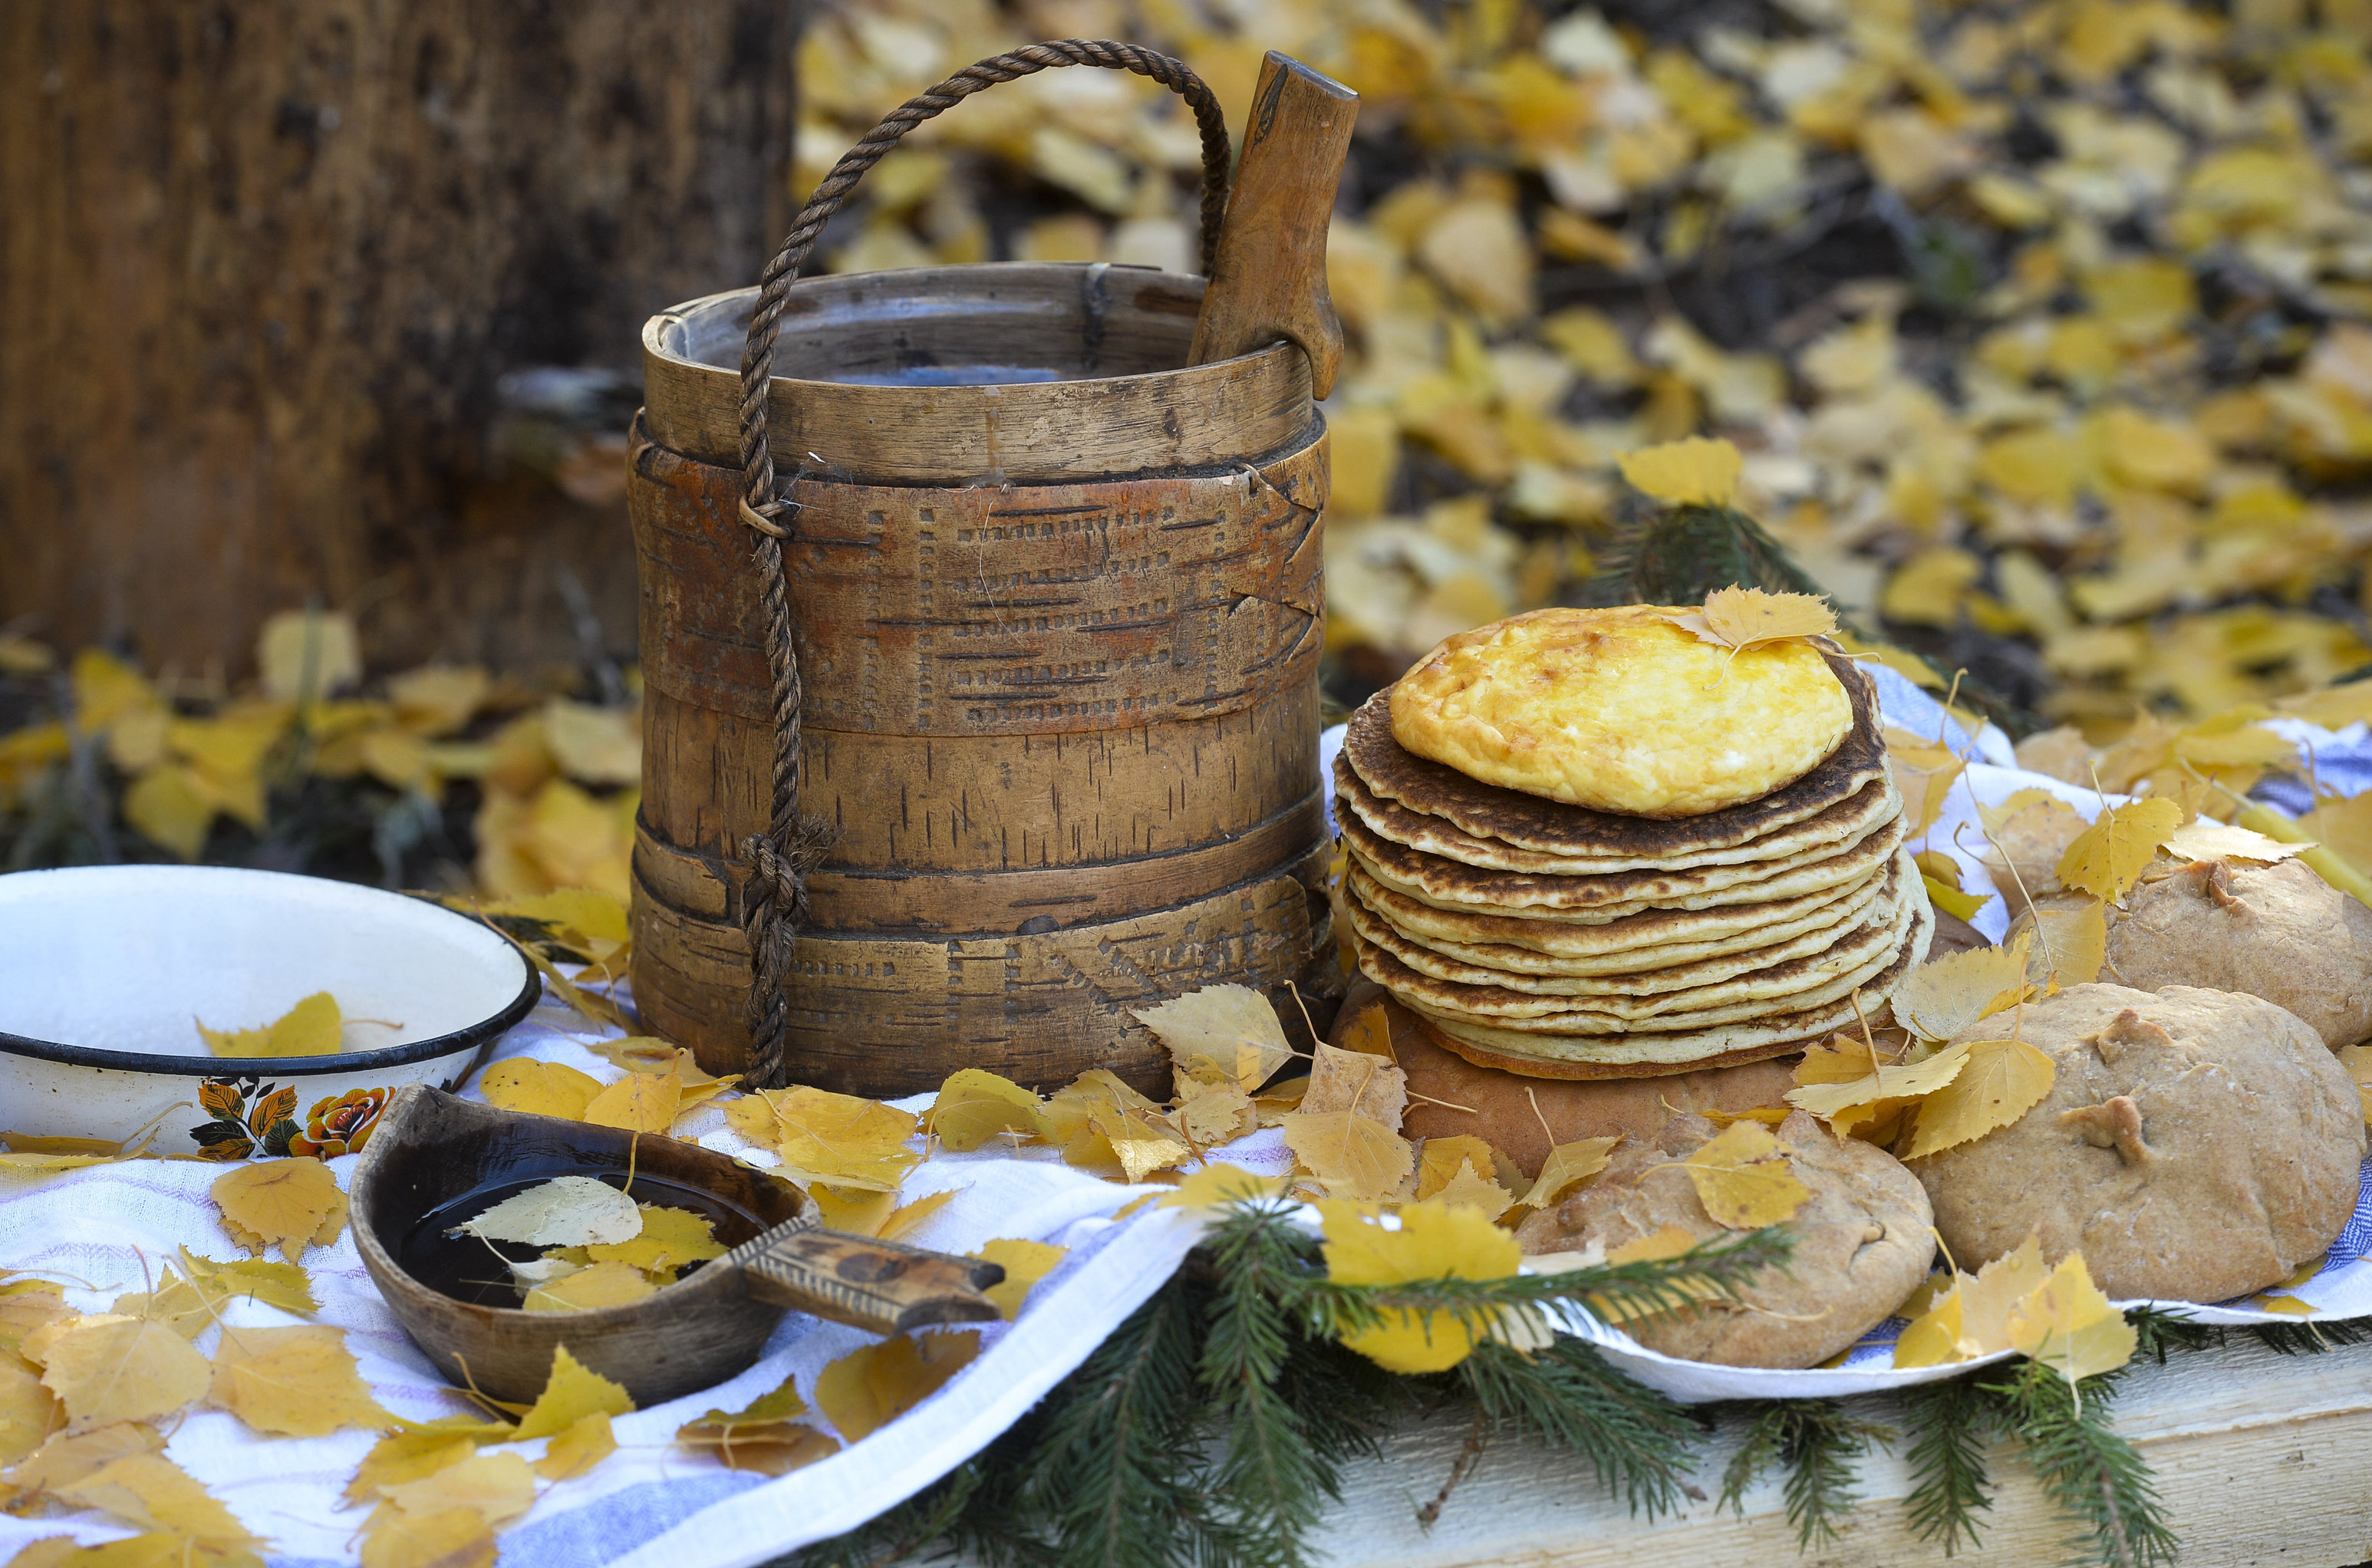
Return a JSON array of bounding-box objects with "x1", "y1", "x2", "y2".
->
[{"x1": 740, "y1": 496, "x2": 792, "y2": 539}]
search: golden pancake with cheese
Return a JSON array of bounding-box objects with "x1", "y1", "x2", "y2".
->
[{"x1": 1389, "y1": 606, "x2": 1854, "y2": 817}]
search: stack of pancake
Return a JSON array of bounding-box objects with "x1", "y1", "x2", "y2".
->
[{"x1": 1337, "y1": 605, "x2": 1932, "y2": 1079}]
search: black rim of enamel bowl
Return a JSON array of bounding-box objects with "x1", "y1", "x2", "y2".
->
[{"x1": 0, "y1": 888, "x2": 545, "y2": 1077}]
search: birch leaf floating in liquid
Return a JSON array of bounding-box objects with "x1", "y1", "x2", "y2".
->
[{"x1": 453, "y1": 1176, "x2": 641, "y2": 1250}]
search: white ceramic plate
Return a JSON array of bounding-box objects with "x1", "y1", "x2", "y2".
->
[{"x1": 0, "y1": 865, "x2": 536, "y2": 1158}]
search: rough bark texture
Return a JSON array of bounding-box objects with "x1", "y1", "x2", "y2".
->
[{"x1": 0, "y1": 0, "x2": 796, "y2": 674}]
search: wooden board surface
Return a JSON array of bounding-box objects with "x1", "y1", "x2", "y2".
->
[{"x1": 1309, "y1": 1334, "x2": 2372, "y2": 1567}]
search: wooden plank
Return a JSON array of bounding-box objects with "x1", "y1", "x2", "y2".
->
[
  {"x1": 638, "y1": 266, "x2": 1316, "y2": 483},
  {"x1": 629, "y1": 421, "x2": 1326, "y2": 732},
  {"x1": 1310, "y1": 1335, "x2": 2372, "y2": 1568}
]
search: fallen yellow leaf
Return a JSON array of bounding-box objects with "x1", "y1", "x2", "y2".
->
[
  {"x1": 55, "y1": 1451, "x2": 265, "y2": 1559},
  {"x1": 2018, "y1": 900, "x2": 2107, "y2": 988},
  {"x1": 1317, "y1": 1201, "x2": 1522, "y2": 1373},
  {"x1": 5, "y1": 1422, "x2": 166, "y2": 1502},
  {"x1": 522, "y1": 1262, "x2": 657, "y2": 1314},
  {"x1": 2057, "y1": 798, "x2": 2185, "y2": 903},
  {"x1": 763, "y1": 1088, "x2": 921, "y2": 1194},
  {"x1": 0, "y1": 1356, "x2": 60, "y2": 1465},
  {"x1": 477, "y1": 1059, "x2": 604, "y2": 1122},
  {"x1": 212, "y1": 1159, "x2": 348, "y2": 1263},
  {"x1": 1903, "y1": 1038, "x2": 2057, "y2": 1160},
  {"x1": 1515, "y1": 1137, "x2": 1621, "y2": 1210},
  {"x1": 2006, "y1": 1253, "x2": 2136, "y2": 1383},
  {"x1": 924, "y1": 1069, "x2": 1046, "y2": 1151},
  {"x1": 815, "y1": 1330, "x2": 980, "y2": 1443},
  {"x1": 1666, "y1": 585, "x2": 1840, "y2": 659},
  {"x1": 1280, "y1": 1108, "x2": 1415, "y2": 1202},
  {"x1": 675, "y1": 1376, "x2": 839, "y2": 1477},
  {"x1": 375, "y1": 1450, "x2": 535, "y2": 1529},
  {"x1": 1132, "y1": 983, "x2": 1297, "y2": 1092},
  {"x1": 1890, "y1": 933, "x2": 2033, "y2": 1043},
  {"x1": 1618, "y1": 435, "x2": 1743, "y2": 506},
  {"x1": 343, "y1": 1416, "x2": 509, "y2": 1505},
  {"x1": 512, "y1": 1344, "x2": 632, "y2": 1442},
  {"x1": 1956, "y1": 1235, "x2": 2050, "y2": 1358},
  {"x1": 581, "y1": 1063, "x2": 682, "y2": 1135},
  {"x1": 36, "y1": 1318, "x2": 209, "y2": 1433},
  {"x1": 360, "y1": 1505, "x2": 497, "y2": 1568},
  {"x1": 1158, "y1": 1163, "x2": 1293, "y2": 1209},
  {"x1": 207, "y1": 1325, "x2": 390, "y2": 1438},
  {"x1": 196, "y1": 991, "x2": 344, "y2": 1059},
  {"x1": 971, "y1": 1239, "x2": 1067, "y2": 1320},
  {"x1": 1656, "y1": 1121, "x2": 1810, "y2": 1229},
  {"x1": 532, "y1": 1411, "x2": 618, "y2": 1482}
]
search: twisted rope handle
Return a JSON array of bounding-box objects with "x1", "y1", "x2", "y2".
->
[{"x1": 732, "y1": 41, "x2": 1234, "y2": 1089}]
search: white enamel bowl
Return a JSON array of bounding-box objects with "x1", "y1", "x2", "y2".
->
[{"x1": 0, "y1": 865, "x2": 536, "y2": 1158}]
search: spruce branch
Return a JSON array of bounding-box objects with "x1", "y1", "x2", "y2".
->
[
  {"x1": 2125, "y1": 1305, "x2": 2219, "y2": 1363},
  {"x1": 1900, "y1": 1376, "x2": 1998, "y2": 1555},
  {"x1": 1718, "y1": 1398, "x2": 1895, "y2": 1547},
  {"x1": 2246, "y1": 1316, "x2": 2372, "y2": 1356},
  {"x1": 1454, "y1": 1338, "x2": 1706, "y2": 1517},
  {"x1": 1980, "y1": 1360, "x2": 2176, "y2": 1568}
]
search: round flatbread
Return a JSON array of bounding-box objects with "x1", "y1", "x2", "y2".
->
[
  {"x1": 1355, "y1": 877, "x2": 1924, "y2": 1028},
  {"x1": 1342, "y1": 795, "x2": 1906, "y2": 917},
  {"x1": 1349, "y1": 851, "x2": 1911, "y2": 998},
  {"x1": 1390, "y1": 607, "x2": 1855, "y2": 816},
  {"x1": 1345, "y1": 858, "x2": 1889, "y2": 962},
  {"x1": 1335, "y1": 751, "x2": 1899, "y2": 876},
  {"x1": 1408, "y1": 901, "x2": 1934, "y2": 1076},
  {"x1": 1348, "y1": 646, "x2": 1886, "y2": 855}
]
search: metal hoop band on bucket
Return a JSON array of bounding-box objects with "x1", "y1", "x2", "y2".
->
[{"x1": 729, "y1": 41, "x2": 1234, "y2": 1088}]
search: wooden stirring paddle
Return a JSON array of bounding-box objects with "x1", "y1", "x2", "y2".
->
[{"x1": 1187, "y1": 51, "x2": 1359, "y2": 397}]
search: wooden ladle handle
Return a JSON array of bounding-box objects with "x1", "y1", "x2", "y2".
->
[{"x1": 729, "y1": 1223, "x2": 1006, "y2": 1336}]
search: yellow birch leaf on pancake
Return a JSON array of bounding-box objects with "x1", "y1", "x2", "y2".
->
[
  {"x1": 1656, "y1": 1121, "x2": 1810, "y2": 1229},
  {"x1": 2057, "y1": 797, "x2": 2184, "y2": 903},
  {"x1": 1301, "y1": 1043, "x2": 1408, "y2": 1125},
  {"x1": 522, "y1": 1261, "x2": 656, "y2": 1313},
  {"x1": 1893, "y1": 1285, "x2": 1966, "y2": 1369},
  {"x1": 924, "y1": 1070, "x2": 1046, "y2": 1151},
  {"x1": 477, "y1": 1060, "x2": 603, "y2": 1122},
  {"x1": 212, "y1": 1158, "x2": 348, "y2": 1263},
  {"x1": 1317, "y1": 1201, "x2": 1520, "y2": 1374},
  {"x1": 1691, "y1": 586, "x2": 1840, "y2": 654},
  {"x1": 581, "y1": 1064, "x2": 681, "y2": 1135},
  {"x1": 512, "y1": 1344, "x2": 632, "y2": 1441},
  {"x1": 1955, "y1": 1235, "x2": 2048, "y2": 1356},
  {"x1": 1617, "y1": 436, "x2": 1742, "y2": 506},
  {"x1": 54, "y1": 1452, "x2": 264, "y2": 1556},
  {"x1": 1890, "y1": 934, "x2": 2034, "y2": 1043},
  {"x1": 196, "y1": 990, "x2": 344, "y2": 1059},
  {"x1": 343, "y1": 1417, "x2": 508, "y2": 1505},
  {"x1": 1425, "y1": 1158, "x2": 1514, "y2": 1220},
  {"x1": 970, "y1": 1239, "x2": 1067, "y2": 1320},
  {"x1": 532, "y1": 1411, "x2": 617, "y2": 1481},
  {"x1": 2006, "y1": 1253, "x2": 2136, "y2": 1382},
  {"x1": 765, "y1": 1088, "x2": 920, "y2": 1194},
  {"x1": 2337, "y1": 1046, "x2": 2372, "y2": 1125},
  {"x1": 815, "y1": 1330, "x2": 980, "y2": 1444},
  {"x1": 2018, "y1": 901, "x2": 2107, "y2": 987},
  {"x1": 2162, "y1": 819, "x2": 2307, "y2": 865},
  {"x1": 206, "y1": 1325, "x2": 389, "y2": 1438},
  {"x1": 1515, "y1": 1137, "x2": 1621, "y2": 1209},
  {"x1": 1904, "y1": 1038, "x2": 2057, "y2": 1160},
  {"x1": 1280, "y1": 1110, "x2": 1415, "y2": 1202},
  {"x1": 38, "y1": 1318, "x2": 209, "y2": 1432},
  {"x1": 0, "y1": 1356, "x2": 59, "y2": 1464},
  {"x1": 1132, "y1": 983, "x2": 1296, "y2": 1091},
  {"x1": 377, "y1": 1450, "x2": 535, "y2": 1527},
  {"x1": 176, "y1": 1250, "x2": 318, "y2": 1317},
  {"x1": 361, "y1": 1505, "x2": 496, "y2": 1568}
]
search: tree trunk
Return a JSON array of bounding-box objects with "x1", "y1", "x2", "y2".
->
[{"x1": 0, "y1": 0, "x2": 797, "y2": 676}]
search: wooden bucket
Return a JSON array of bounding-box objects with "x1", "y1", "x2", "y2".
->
[{"x1": 624, "y1": 45, "x2": 1330, "y2": 1096}]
